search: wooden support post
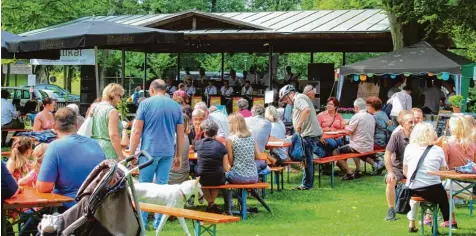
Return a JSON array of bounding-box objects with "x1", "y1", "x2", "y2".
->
[
  {"x1": 143, "y1": 53, "x2": 147, "y2": 92},
  {"x1": 121, "y1": 49, "x2": 126, "y2": 87},
  {"x1": 342, "y1": 52, "x2": 346, "y2": 66},
  {"x1": 177, "y1": 53, "x2": 181, "y2": 81},
  {"x1": 221, "y1": 52, "x2": 225, "y2": 81},
  {"x1": 310, "y1": 52, "x2": 314, "y2": 63}
]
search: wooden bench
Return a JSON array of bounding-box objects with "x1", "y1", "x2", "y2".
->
[
  {"x1": 269, "y1": 167, "x2": 284, "y2": 193},
  {"x1": 313, "y1": 149, "x2": 385, "y2": 188},
  {"x1": 202, "y1": 183, "x2": 269, "y2": 220},
  {"x1": 139, "y1": 202, "x2": 240, "y2": 236},
  {"x1": 411, "y1": 196, "x2": 439, "y2": 236}
]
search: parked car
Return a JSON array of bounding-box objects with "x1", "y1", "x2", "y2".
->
[
  {"x1": 3, "y1": 87, "x2": 33, "y2": 107},
  {"x1": 2, "y1": 86, "x2": 48, "y2": 113},
  {"x1": 41, "y1": 89, "x2": 66, "y2": 102},
  {"x1": 22, "y1": 84, "x2": 80, "y2": 102}
]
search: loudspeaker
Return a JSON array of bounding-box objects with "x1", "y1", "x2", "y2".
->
[
  {"x1": 308, "y1": 63, "x2": 334, "y2": 102},
  {"x1": 79, "y1": 65, "x2": 97, "y2": 115}
]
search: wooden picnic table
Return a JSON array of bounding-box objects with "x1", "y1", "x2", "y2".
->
[
  {"x1": 322, "y1": 130, "x2": 346, "y2": 140},
  {"x1": 2, "y1": 187, "x2": 74, "y2": 236},
  {"x1": 428, "y1": 170, "x2": 476, "y2": 235},
  {"x1": 265, "y1": 137, "x2": 291, "y2": 150}
]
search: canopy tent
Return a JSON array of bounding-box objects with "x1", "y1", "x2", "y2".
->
[
  {"x1": 1, "y1": 31, "x2": 59, "y2": 59},
  {"x1": 6, "y1": 21, "x2": 184, "y2": 97},
  {"x1": 339, "y1": 41, "x2": 473, "y2": 75},
  {"x1": 336, "y1": 41, "x2": 475, "y2": 111}
]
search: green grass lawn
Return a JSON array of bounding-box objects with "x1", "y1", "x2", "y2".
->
[{"x1": 145, "y1": 172, "x2": 476, "y2": 236}]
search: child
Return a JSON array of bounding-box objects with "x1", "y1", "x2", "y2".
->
[
  {"x1": 194, "y1": 119, "x2": 229, "y2": 213},
  {"x1": 7, "y1": 137, "x2": 34, "y2": 181},
  {"x1": 19, "y1": 143, "x2": 48, "y2": 187}
]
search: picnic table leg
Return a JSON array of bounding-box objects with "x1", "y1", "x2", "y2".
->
[
  {"x1": 241, "y1": 189, "x2": 248, "y2": 220},
  {"x1": 448, "y1": 179, "x2": 454, "y2": 236},
  {"x1": 432, "y1": 204, "x2": 439, "y2": 236},
  {"x1": 287, "y1": 166, "x2": 290, "y2": 183},
  {"x1": 278, "y1": 170, "x2": 282, "y2": 190},
  {"x1": 318, "y1": 164, "x2": 321, "y2": 188},
  {"x1": 276, "y1": 171, "x2": 281, "y2": 192},
  {"x1": 194, "y1": 220, "x2": 202, "y2": 236},
  {"x1": 420, "y1": 202, "x2": 425, "y2": 236},
  {"x1": 262, "y1": 175, "x2": 267, "y2": 198},
  {"x1": 2, "y1": 209, "x2": 6, "y2": 236},
  {"x1": 270, "y1": 173, "x2": 274, "y2": 194},
  {"x1": 331, "y1": 161, "x2": 335, "y2": 188}
]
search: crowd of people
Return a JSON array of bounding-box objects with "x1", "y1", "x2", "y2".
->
[{"x1": 1, "y1": 75, "x2": 476, "y2": 234}]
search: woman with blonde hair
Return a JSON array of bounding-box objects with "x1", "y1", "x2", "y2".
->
[
  {"x1": 91, "y1": 83, "x2": 126, "y2": 160},
  {"x1": 223, "y1": 113, "x2": 260, "y2": 215},
  {"x1": 463, "y1": 115, "x2": 476, "y2": 141},
  {"x1": 403, "y1": 123, "x2": 451, "y2": 232},
  {"x1": 440, "y1": 115, "x2": 476, "y2": 169}
]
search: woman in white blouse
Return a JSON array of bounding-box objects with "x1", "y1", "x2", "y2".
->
[{"x1": 403, "y1": 122, "x2": 451, "y2": 232}]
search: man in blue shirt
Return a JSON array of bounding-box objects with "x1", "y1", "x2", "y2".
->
[
  {"x1": 129, "y1": 78, "x2": 184, "y2": 229},
  {"x1": 37, "y1": 107, "x2": 105, "y2": 209}
]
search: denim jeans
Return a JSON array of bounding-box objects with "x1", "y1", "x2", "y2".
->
[
  {"x1": 302, "y1": 136, "x2": 323, "y2": 189},
  {"x1": 138, "y1": 155, "x2": 174, "y2": 229},
  {"x1": 322, "y1": 138, "x2": 344, "y2": 157}
]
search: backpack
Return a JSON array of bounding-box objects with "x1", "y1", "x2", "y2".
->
[
  {"x1": 288, "y1": 133, "x2": 305, "y2": 161},
  {"x1": 382, "y1": 103, "x2": 392, "y2": 119}
]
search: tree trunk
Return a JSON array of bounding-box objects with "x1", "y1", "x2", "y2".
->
[
  {"x1": 67, "y1": 66, "x2": 74, "y2": 93},
  {"x1": 99, "y1": 50, "x2": 110, "y2": 92},
  {"x1": 385, "y1": 1, "x2": 422, "y2": 50},
  {"x1": 211, "y1": 0, "x2": 217, "y2": 12}
]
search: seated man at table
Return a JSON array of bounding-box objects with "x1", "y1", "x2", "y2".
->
[
  {"x1": 384, "y1": 110, "x2": 414, "y2": 221},
  {"x1": 245, "y1": 104, "x2": 272, "y2": 153},
  {"x1": 37, "y1": 107, "x2": 105, "y2": 209},
  {"x1": 333, "y1": 98, "x2": 375, "y2": 180}
]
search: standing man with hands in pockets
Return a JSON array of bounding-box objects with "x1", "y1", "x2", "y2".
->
[
  {"x1": 129, "y1": 78, "x2": 184, "y2": 230},
  {"x1": 279, "y1": 85, "x2": 323, "y2": 190}
]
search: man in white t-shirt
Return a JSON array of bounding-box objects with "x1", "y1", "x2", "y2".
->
[
  {"x1": 421, "y1": 80, "x2": 445, "y2": 114},
  {"x1": 241, "y1": 81, "x2": 253, "y2": 96},
  {"x1": 388, "y1": 86, "x2": 412, "y2": 118},
  {"x1": 246, "y1": 66, "x2": 259, "y2": 84}
]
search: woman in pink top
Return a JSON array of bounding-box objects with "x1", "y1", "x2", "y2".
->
[
  {"x1": 173, "y1": 83, "x2": 189, "y2": 104},
  {"x1": 440, "y1": 116, "x2": 476, "y2": 169},
  {"x1": 33, "y1": 97, "x2": 56, "y2": 131},
  {"x1": 237, "y1": 98, "x2": 252, "y2": 118},
  {"x1": 317, "y1": 97, "x2": 344, "y2": 153}
]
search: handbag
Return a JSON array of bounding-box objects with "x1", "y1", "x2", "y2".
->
[
  {"x1": 395, "y1": 145, "x2": 433, "y2": 214},
  {"x1": 77, "y1": 108, "x2": 94, "y2": 137},
  {"x1": 288, "y1": 133, "x2": 305, "y2": 162}
]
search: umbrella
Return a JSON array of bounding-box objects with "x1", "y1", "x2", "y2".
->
[
  {"x1": 5, "y1": 21, "x2": 183, "y2": 53},
  {"x1": 1, "y1": 31, "x2": 59, "y2": 59},
  {"x1": 6, "y1": 21, "x2": 184, "y2": 96}
]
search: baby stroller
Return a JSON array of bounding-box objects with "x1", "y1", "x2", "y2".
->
[{"x1": 39, "y1": 151, "x2": 153, "y2": 236}]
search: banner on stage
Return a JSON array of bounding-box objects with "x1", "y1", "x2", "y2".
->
[
  {"x1": 210, "y1": 96, "x2": 221, "y2": 106},
  {"x1": 191, "y1": 96, "x2": 202, "y2": 107},
  {"x1": 253, "y1": 97, "x2": 265, "y2": 107}
]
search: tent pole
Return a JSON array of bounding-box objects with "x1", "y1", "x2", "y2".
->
[
  {"x1": 143, "y1": 53, "x2": 147, "y2": 93},
  {"x1": 177, "y1": 53, "x2": 181, "y2": 81},
  {"x1": 269, "y1": 44, "x2": 273, "y2": 87},
  {"x1": 221, "y1": 52, "x2": 225, "y2": 81},
  {"x1": 121, "y1": 49, "x2": 126, "y2": 87},
  {"x1": 94, "y1": 46, "x2": 100, "y2": 98}
]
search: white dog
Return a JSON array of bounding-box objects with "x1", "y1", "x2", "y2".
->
[{"x1": 134, "y1": 178, "x2": 204, "y2": 236}]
